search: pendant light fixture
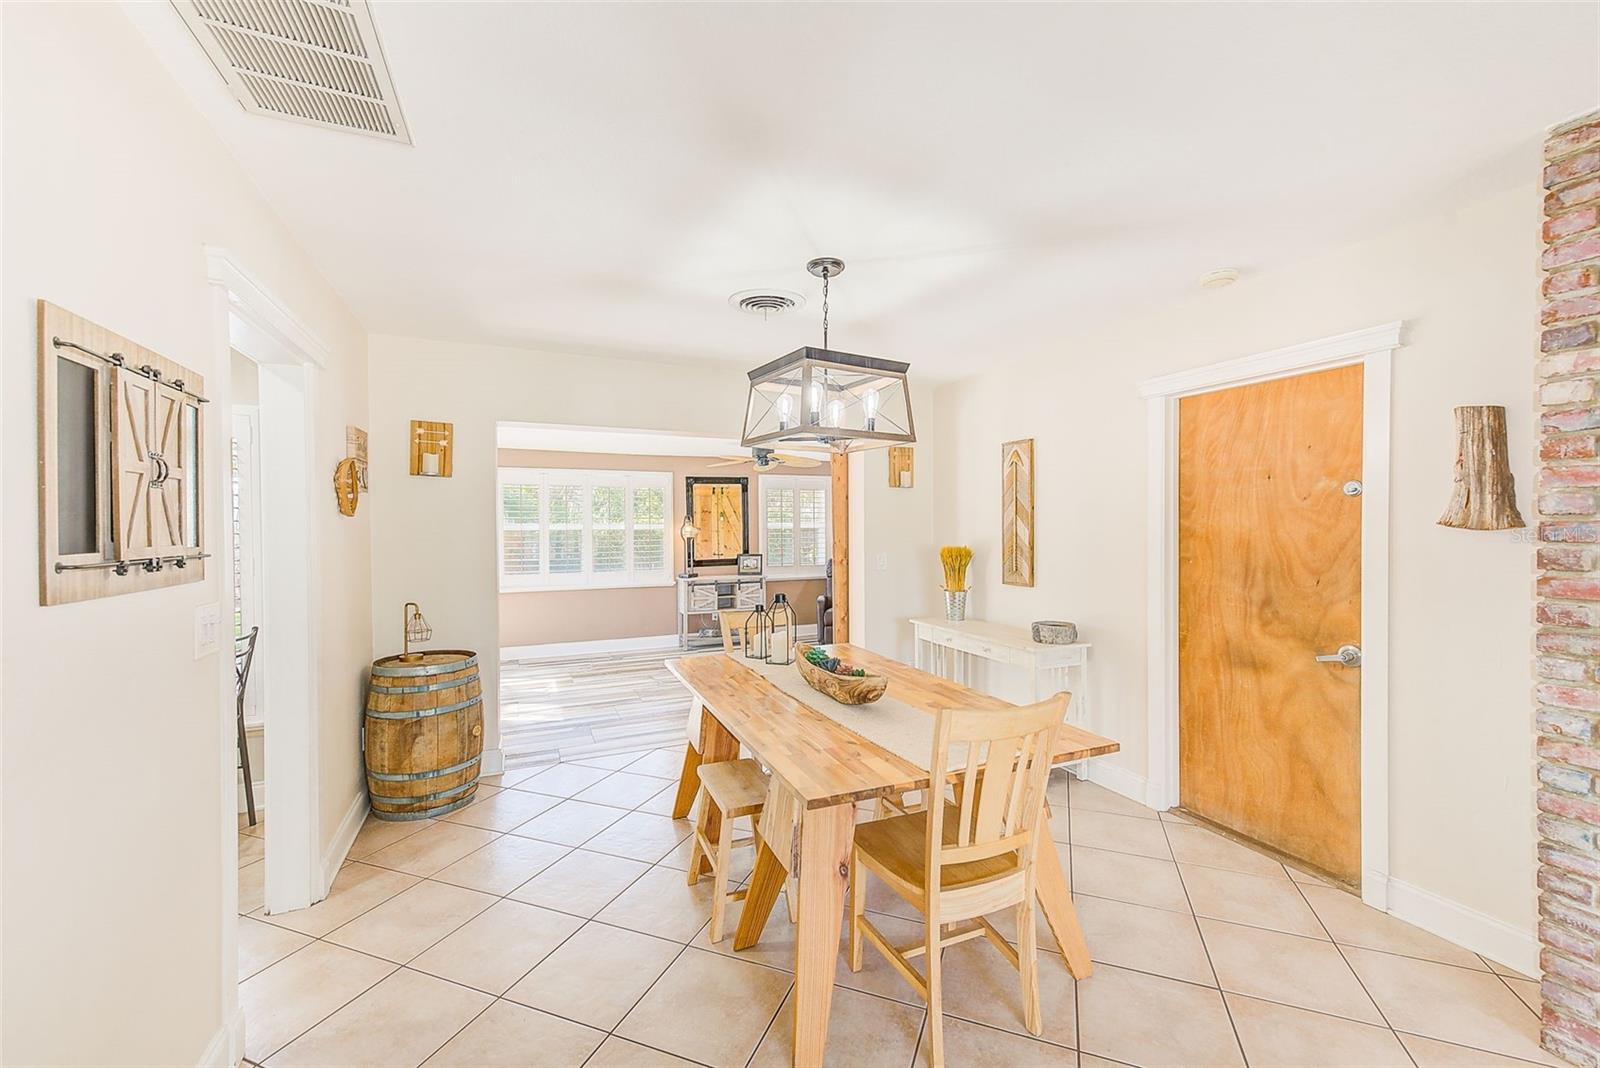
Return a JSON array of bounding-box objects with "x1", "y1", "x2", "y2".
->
[{"x1": 740, "y1": 258, "x2": 916, "y2": 454}]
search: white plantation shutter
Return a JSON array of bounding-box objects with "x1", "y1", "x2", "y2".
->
[
  {"x1": 631, "y1": 485, "x2": 667, "y2": 572},
  {"x1": 762, "y1": 475, "x2": 830, "y2": 577},
  {"x1": 498, "y1": 468, "x2": 672, "y2": 590}
]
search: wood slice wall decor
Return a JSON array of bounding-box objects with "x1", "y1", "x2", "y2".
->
[
  {"x1": 1001, "y1": 438, "x2": 1035, "y2": 587},
  {"x1": 37, "y1": 300, "x2": 207, "y2": 605},
  {"x1": 1438, "y1": 405, "x2": 1524, "y2": 530},
  {"x1": 410, "y1": 419, "x2": 453, "y2": 477},
  {"x1": 888, "y1": 446, "x2": 914, "y2": 488}
]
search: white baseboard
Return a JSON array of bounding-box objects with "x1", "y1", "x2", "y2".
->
[
  {"x1": 320, "y1": 790, "x2": 368, "y2": 895},
  {"x1": 502, "y1": 634, "x2": 679, "y2": 661},
  {"x1": 1386, "y1": 876, "x2": 1539, "y2": 978},
  {"x1": 1084, "y1": 759, "x2": 1159, "y2": 810},
  {"x1": 197, "y1": 1005, "x2": 244, "y2": 1068},
  {"x1": 481, "y1": 748, "x2": 505, "y2": 776},
  {"x1": 502, "y1": 625, "x2": 820, "y2": 663}
]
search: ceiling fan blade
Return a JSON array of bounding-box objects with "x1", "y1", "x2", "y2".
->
[
  {"x1": 705, "y1": 458, "x2": 750, "y2": 468},
  {"x1": 775, "y1": 453, "x2": 822, "y2": 468}
]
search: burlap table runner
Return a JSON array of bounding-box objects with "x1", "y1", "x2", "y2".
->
[{"x1": 732, "y1": 651, "x2": 951, "y2": 770}]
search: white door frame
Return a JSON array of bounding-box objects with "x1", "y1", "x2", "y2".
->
[
  {"x1": 207, "y1": 249, "x2": 332, "y2": 1061},
  {"x1": 1137, "y1": 321, "x2": 1401, "y2": 909}
]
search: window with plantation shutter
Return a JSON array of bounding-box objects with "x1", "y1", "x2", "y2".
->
[
  {"x1": 497, "y1": 468, "x2": 672, "y2": 590},
  {"x1": 761, "y1": 474, "x2": 830, "y2": 579}
]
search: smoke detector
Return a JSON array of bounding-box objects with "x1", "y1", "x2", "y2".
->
[
  {"x1": 173, "y1": 0, "x2": 411, "y2": 144},
  {"x1": 729, "y1": 289, "x2": 805, "y2": 319},
  {"x1": 1199, "y1": 267, "x2": 1240, "y2": 289}
]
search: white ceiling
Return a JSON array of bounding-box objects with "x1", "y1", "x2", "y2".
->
[{"x1": 132, "y1": 2, "x2": 1598, "y2": 381}]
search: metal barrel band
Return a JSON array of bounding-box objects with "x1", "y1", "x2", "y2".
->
[
  {"x1": 370, "y1": 655, "x2": 478, "y2": 678},
  {"x1": 365, "y1": 755, "x2": 481, "y2": 783},
  {"x1": 369, "y1": 793, "x2": 477, "y2": 821},
  {"x1": 368, "y1": 673, "x2": 481, "y2": 695},
  {"x1": 363, "y1": 696, "x2": 482, "y2": 721},
  {"x1": 368, "y1": 779, "x2": 478, "y2": 807}
]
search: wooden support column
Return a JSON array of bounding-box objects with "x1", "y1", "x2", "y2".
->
[{"x1": 831, "y1": 452, "x2": 849, "y2": 644}]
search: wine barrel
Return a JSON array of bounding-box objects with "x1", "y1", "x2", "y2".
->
[{"x1": 364, "y1": 650, "x2": 483, "y2": 821}]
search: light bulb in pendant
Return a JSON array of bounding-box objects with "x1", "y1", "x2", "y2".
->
[
  {"x1": 808, "y1": 382, "x2": 822, "y2": 425},
  {"x1": 864, "y1": 388, "x2": 880, "y2": 431},
  {"x1": 777, "y1": 393, "x2": 794, "y2": 429},
  {"x1": 827, "y1": 399, "x2": 843, "y2": 427}
]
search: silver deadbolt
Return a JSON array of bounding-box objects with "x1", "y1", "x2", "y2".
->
[
  {"x1": 1342, "y1": 480, "x2": 1363, "y2": 497},
  {"x1": 1314, "y1": 644, "x2": 1362, "y2": 668}
]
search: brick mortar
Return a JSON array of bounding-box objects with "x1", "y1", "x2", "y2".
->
[{"x1": 1541, "y1": 108, "x2": 1600, "y2": 1067}]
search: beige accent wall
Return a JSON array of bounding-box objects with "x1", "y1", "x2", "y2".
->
[
  {"x1": 496, "y1": 449, "x2": 824, "y2": 647},
  {"x1": 2, "y1": 4, "x2": 372, "y2": 1064}
]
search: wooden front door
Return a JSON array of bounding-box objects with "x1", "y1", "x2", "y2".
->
[{"x1": 1177, "y1": 364, "x2": 1363, "y2": 884}]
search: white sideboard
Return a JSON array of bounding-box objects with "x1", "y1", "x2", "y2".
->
[
  {"x1": 678, "y1": 575, "x2": 767, "y2": 650},
  {"x1": 909, "y1": 617, "x2": 1092, "y2": 725}
]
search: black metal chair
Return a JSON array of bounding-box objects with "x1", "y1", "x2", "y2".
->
[{"x1": 235, "y1": 627, "x2": 260, "y2": 827}]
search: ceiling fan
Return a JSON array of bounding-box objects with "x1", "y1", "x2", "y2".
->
[{"x1": 707, "y1": 446, "x2": 822, "y2": 470}]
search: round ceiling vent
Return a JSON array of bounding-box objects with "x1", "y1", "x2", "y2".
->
[{"x1": 729, "y1": 289, "x2": 805, "y2": 318}]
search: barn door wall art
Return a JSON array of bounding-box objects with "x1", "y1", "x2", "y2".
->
[{"x1": 1001, "y1": 438, "x2": 1035, "y2": 587}]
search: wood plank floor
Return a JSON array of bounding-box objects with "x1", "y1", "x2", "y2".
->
[{"x1": 499, "y1": 648, "x2": 712, "y2": 771}]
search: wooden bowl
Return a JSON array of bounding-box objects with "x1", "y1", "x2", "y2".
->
[{"x1": 794, "y1": 643, "x2": 888, "y2": 705}]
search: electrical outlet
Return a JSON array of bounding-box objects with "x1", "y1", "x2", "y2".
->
[
  {"x1": 874, "y1": 551, "x2": 889, "y2": 572},
  {"x1": 195, "y1": 603, "x2": 221, "y2": 659}
]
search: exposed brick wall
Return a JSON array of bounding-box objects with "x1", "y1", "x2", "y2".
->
[{"x1": 1539, "y1": 108, "x2": 1600, "y2": 1068}]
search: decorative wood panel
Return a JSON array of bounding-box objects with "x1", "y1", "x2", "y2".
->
[
  {"x1": 832, "y1": 452, "x2": 850, "y2": 643},
  {"x1": 1001, "y1": 438, "x2": 1034, "y2": 587},
  {"x1": 409, "y1": 419, "x2": 453, "y2": 476},
  {"x1": 1177, "y1": 364, "x2": 1362, "y2": 883},
  {"x1": 38, "y1": 300, "x2": 206, "y2": 605},
  {"x1": 888, "y1": 446, "x2": 914, "y2": 489}
]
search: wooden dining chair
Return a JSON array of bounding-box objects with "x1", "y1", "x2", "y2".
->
[
  {"x1": 847, "y1": 694, "x2": 1069, "y2": 1067},
  {"x1": 671, "y1": 610, "x2": 758, "y2": 820}
]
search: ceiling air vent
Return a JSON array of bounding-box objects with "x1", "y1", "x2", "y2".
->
[
  {"x1": 729, "y1": 289, "x2": 804, "y2": 319},
  {"x1": 173, "y1": 0, "x2": 411, "y2": 144}
]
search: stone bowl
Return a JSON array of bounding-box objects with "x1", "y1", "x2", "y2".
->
[{"x1": 1031, "y1": 621, "x2": 1079, "y2": 645}]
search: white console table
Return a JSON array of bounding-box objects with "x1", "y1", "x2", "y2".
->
[{"x1": 909, "y1": 618, "x2": 1092, "y2": 725}]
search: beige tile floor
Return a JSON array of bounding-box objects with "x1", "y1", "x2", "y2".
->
[{"x1": 238, "y1": 755, "x2": 1556, "y2": 1068}]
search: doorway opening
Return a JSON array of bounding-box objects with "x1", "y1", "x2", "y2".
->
[
  {"x1": 493, "y1": 422, "x2": 827, "y2": 771},
  {"x1": 1140, "y1": 322, "x2": 1399, "y2": 908}
]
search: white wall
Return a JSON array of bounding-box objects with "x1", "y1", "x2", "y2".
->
[
  {"x1": 909, "y1": 177, "x2": 1543, "y2": 950},
  {"x1": 367, "y1": 335, "x2": 749, "y2": 761},
  {"x1": 1, "y1": 5, "x2": 370, "y2": 1063}
]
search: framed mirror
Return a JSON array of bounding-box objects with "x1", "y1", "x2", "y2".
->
[{"x1": 685, "y1": 476, "x2": 749, "y2": 567}]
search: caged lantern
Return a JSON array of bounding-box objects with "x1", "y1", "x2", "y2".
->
[
  {"x1": 766, "y1": 593, "x2": 798, "y2": 666},
  {"x1": 742, "y1": 603, "x2": 769, "y2": 660},
  {"x1": 739, "y1": 258, "x2": 915, "y2": 455}
]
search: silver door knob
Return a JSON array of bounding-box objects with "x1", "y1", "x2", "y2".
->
[{"x1": 1314, "y1": 644, "x2": 1362, "y2": 667}]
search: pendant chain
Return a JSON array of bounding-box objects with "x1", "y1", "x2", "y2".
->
[{"x1": 821, "y1": 268, "x2": 830, "y2": 350}]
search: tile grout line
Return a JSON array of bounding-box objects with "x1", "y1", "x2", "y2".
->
[
  {"x1": 1282, "y1": 866, "x2": 1419, "y2": 1068},
  {"x1": 1156, "y1": 811, "x2": 1251, "y2": 1068}
]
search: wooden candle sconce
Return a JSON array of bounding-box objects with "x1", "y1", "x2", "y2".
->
[
  {"x1": 1438, "y1": 405, "x2": 1524, "y2": 530},
  {"x1": 410, "y1": 420, "x2": 453, "y2": 477}
]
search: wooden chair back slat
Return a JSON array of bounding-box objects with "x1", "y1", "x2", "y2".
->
[
  {"x1": 926, "y1": 696, "x2": 1068, "y2": 874},
  {"x1": 719, "y1": 611, "x2": 755, "y2": 655}
]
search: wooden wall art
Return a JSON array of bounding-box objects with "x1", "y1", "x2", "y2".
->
[
  {"x1": 410, "y1": 419, "x2": 453, "y2": 477},
  {"x1": 1001, "y1": 438, "x2": 1035, "y2": 587},
  {"x1": 345, "y1": 424, "x2": 369, "y2": 491},
  {"x1": 334, "y1": 458, "x2": 361, "y2": 516},
  {"x1": 1438, "y1": 405, "x2": 1525, "y2": 530},
  {"x1": 37, "y1": 300, "x2": 207, "y2": 605},
  {"x1": 888, "y1": 446, "x2": 914, "y2": 489},
  {"x1": 684, "y1": 476, "x2": 749, "y2": 566}
]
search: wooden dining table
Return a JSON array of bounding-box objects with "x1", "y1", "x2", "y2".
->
[{"x1": 667, "y1": 643, "x2": 1119, "y2": 1066}]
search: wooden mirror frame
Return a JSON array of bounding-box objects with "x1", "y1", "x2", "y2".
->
[{"x1": 684, "y1": 476, "x2": 750, "y2": 568}]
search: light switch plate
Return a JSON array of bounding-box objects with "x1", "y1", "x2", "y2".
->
[
  {"x1": 874, "y1": 552, "x2": 889, "y2": 572},
  {"x1": 195, "y1": 603, "x2": 222, "y2": 659}
]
